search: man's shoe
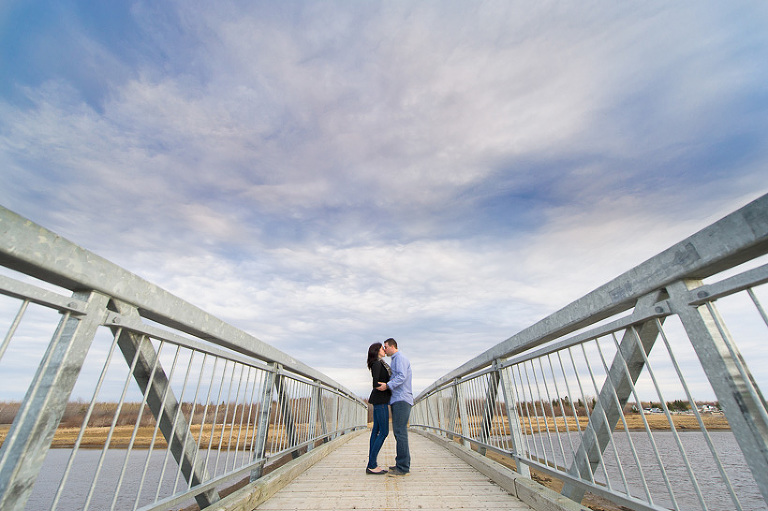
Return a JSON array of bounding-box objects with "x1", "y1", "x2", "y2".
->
[{"x1": 388, "y1": 467, "x2": 409, "y2": 476}]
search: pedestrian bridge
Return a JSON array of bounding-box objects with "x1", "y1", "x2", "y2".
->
[
  {"x1": 1, "y1": 194, "x2": 768, "y2": 511},
  {"x1": 222, "y1": 429, "x2": 539, "y2": 511}
]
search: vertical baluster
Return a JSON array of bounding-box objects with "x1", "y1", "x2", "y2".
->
[
  {"x1": 110, "y1": 339, "x2": 166, "y2": 511},
  {"x1": 545, "y1": 353, "x2": 578, "y2": 470},
  {"x1": 0, "y1": 300, "x2": 28, "y2": 364},
  {"x1": 536, "y1": 356, "x2": 568, "y2": 469},
  {"x1": 499, "y1": 365, "x2": 530, "y2": 476},
  {"x1": 555, "y1": 350, "x2": 589, "y2": 479},
  {"x1": 512, "y1": 363, "x2": 537, "y2": 463},
  {"x1": 83, "y1": 333, "x2": 145, "y2": 511},
  {"x1": 185, "y1": 356, "x2": 219, "y2": 492},
  {"x1": 133, "y1": 344, "x2": 183, "y2": 510},
  {"x1": 566, "y1": 346, "x2": 610, "y2": 489},
  {"x1": 531, "y1": 358, "x2": 558, "y2": 467},
  {"x1": 653, "y1": 318, "x2": 744, "y2": 511},
  {"x1": 592, "y1": 337, "x2": 634, "y2": 499},
  {"x1": 156, "y1": 350, "x2": 198, "y2": 502},
  {"x1": 250, "y1": 363, "x2": 277, "y2": 481},
  {"x1": 222, "y1": 364, "x2": 244, "y2": 473}
]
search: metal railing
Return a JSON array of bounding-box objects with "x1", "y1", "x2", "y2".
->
[
  {"x1": 0, "y1": 206, "x2": 367, "y2": 511},
  {"x1": 412, "y1": 193, "x2": 768, "y2": 511}
]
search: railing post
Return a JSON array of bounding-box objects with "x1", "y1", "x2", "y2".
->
[
  {"x1": 447, "y1": 381, "x2": 458, "y2": 438},
  {"x1": 499, "y1": 365, "x2": 531, "y2": 476},
  {"x1": 561, "y1": 292, "x2": 664, "y2": 502},
  {"x1": 668, "y1": 279, "x2": 768, "y2": 504},
  {"x1": 339, "y1": 394, "x2": 350, "y2": 434},
  {"x1": 306, "y1": 381, "x2": 320, "y2": 451},
  {"x1": 478, "y1": 365, "x2": 501, "y2": 456},
  {"x1": 427, "y1": 393, "x2": 440, "y2": 433},
  {"x1": 454, "y1": 379, "x2": 471, "y2": 448},
  {"x1": 436, "y1": 389, "x2": 445, "y2": 435},
  {"x1": 329, "y1": 394, "x2": 339, "y2": 439},
  {"x1": 337, "y1": 393, "x2": 348, "y2": 435},
  {"x1": 412, "y1": 400, "x2": 422, "y2": 429},
  {"x1": 316, "y1": 386, "x2": 330, "y2": 441},
  {"x1": 0, "y1": 291, "x2": 107, "y2": 511},
  {"x1": 250, "y1": 363, "x2": 278, "y2": 481},
  {"x1": 274, "y1": 373, "x2": 299, "y2": 458}
]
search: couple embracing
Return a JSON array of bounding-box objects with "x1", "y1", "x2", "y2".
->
[{"x1": 365, "y1": 338, "x2": 413, "y2": 476}]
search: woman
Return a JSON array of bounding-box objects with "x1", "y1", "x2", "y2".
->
[{"x1": 366, "y1": 342, "x2": 391, "y2": 474}]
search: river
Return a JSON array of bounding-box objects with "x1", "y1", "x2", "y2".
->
[
  {"x1": 25, "y1": 431, "x2": 766, "y2": 510},
  {"x1": 528, "y1": 430, "x2": 766, "y2": 511},
  {"x1": 26, "y1": 447, "x2": 254, "y2": 511}
]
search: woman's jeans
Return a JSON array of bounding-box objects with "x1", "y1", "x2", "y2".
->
[{"x1": 368, "y1": 404, "x2": 389, "y2": 469}]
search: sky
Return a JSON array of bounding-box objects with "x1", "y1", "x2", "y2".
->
[{"x1": 1, "y1": 1, "x2": 767, "y2": 399}]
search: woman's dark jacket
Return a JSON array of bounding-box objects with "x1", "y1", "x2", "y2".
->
[{"x1": 368, "y1": 359, "x2": 392, "y2": 405}]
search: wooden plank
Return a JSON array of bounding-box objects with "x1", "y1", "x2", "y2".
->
[{"x1": 255, "y1": 431, "x2": 533, "y2": 511}]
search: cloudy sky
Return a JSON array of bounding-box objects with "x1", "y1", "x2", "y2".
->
[{"x1": 1, "y1": 1, "x2": 767, "y2": 398}]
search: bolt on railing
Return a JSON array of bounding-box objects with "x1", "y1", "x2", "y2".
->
[
  {"x1": 0, "y1": 206, "x2": 367, "y2": 511},
  {"x1": 412, "y1": 193, "x2": 768, "y2": 511}
]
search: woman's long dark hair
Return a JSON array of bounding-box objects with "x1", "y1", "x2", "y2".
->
[{"x1": 367, "y1": 342, "x2": 383, "y2": 369}]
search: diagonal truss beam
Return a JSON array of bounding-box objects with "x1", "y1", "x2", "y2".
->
[
  {"x1": 110, "y1": 301, "x2": 220, "y2": 509},
  {"x1": 561, "y1": 294, "x2": 664, "y2": 502}
]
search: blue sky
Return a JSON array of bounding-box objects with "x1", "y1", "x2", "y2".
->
[{"x1": 1, "y1": 1, "x2": 767, "y2": 398}]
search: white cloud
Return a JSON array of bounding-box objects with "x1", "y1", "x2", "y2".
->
[{"x1": 2, "y1": 1, "x2": 768, "y2": 399}]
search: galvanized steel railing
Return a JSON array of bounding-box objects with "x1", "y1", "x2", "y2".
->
[
  {"x1": 0, "y1": 206, "x2": 367, "y2": 511},
  {"x1": 412, "y1": 194, "x2": 768, "y2": 511}
]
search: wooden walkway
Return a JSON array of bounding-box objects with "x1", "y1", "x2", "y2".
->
[{"x1": 254, "y1": 431, "x2": 535, "y2": 511}]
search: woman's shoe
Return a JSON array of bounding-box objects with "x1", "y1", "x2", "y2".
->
[{"x1": 366, "y1": 467, "x2": 388, "y2": 474}]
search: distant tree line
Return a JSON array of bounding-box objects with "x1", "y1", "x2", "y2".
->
[{"x1": 371, "y1": 396, "x2": 722, "y2": 421}]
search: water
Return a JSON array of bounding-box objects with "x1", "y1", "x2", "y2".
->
[
  {"x1": 27, "y1": 449, "x2": 186, "y2": 511},
  {"x1": 526, "y1": 430, "x2": 767, "y2": 511},
  {"x1": 25, "y1": 432, "x2": 767, "y2": 511},
  {"x1": 26, "y1": 447, "x2": 254, "y2": 511},
  {"x1": 599, "y1": 431, "x2": 765, "y2": 511}
]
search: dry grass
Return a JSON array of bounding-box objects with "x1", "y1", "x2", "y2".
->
[
  {"x1": 513, "y1": 413, "x2": 729, "y2": 434},
  {"x1": 0, "y1": 423, "x2": 297, "y2": 450},
  {"x1": 0, "y1": 413, "x2": 727, "y2": 450}
]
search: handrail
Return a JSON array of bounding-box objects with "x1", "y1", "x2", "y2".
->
[
  {"x1": 0, "y1": 206, "x2": 367, "y2": 511},
  {"x1": 0, "y1": 206, "x2": 354, "y2": 397},
  {"x1": 412, "y1": 193, "x2": 768, "y2": 511},
  {"x1": 418, "y1": 194, "x2": 768, "y2": 399}
]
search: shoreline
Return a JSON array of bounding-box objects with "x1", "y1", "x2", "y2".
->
[
  {"x1": 0, "y1": 414, "x2": 729, "y2": 450},
  {"x1": 0, "y1": 423, "x2": 279, "y2": 450},
  {"x1": 511, "y1": 412, "x2": 730, "y2": 435}
]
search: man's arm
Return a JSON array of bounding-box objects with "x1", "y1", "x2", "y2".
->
[
  {"x1": 387, "y1": 355, "x2": 405, "y2": 389},
  {"x1": 371, "y1": 362, "x2": 383, "y2": 388}
]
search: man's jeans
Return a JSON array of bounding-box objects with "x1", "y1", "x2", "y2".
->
[
  {"x1": 368, "y1": 404, "x2": 389, "y2": 470},
  {"x1": 390, "y1": 400, "x2": 412, "y2": 472}
]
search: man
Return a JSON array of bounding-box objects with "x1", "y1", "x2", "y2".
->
[{"x1": 376, "y1": 338, "x2": 413, "y2": 475}]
